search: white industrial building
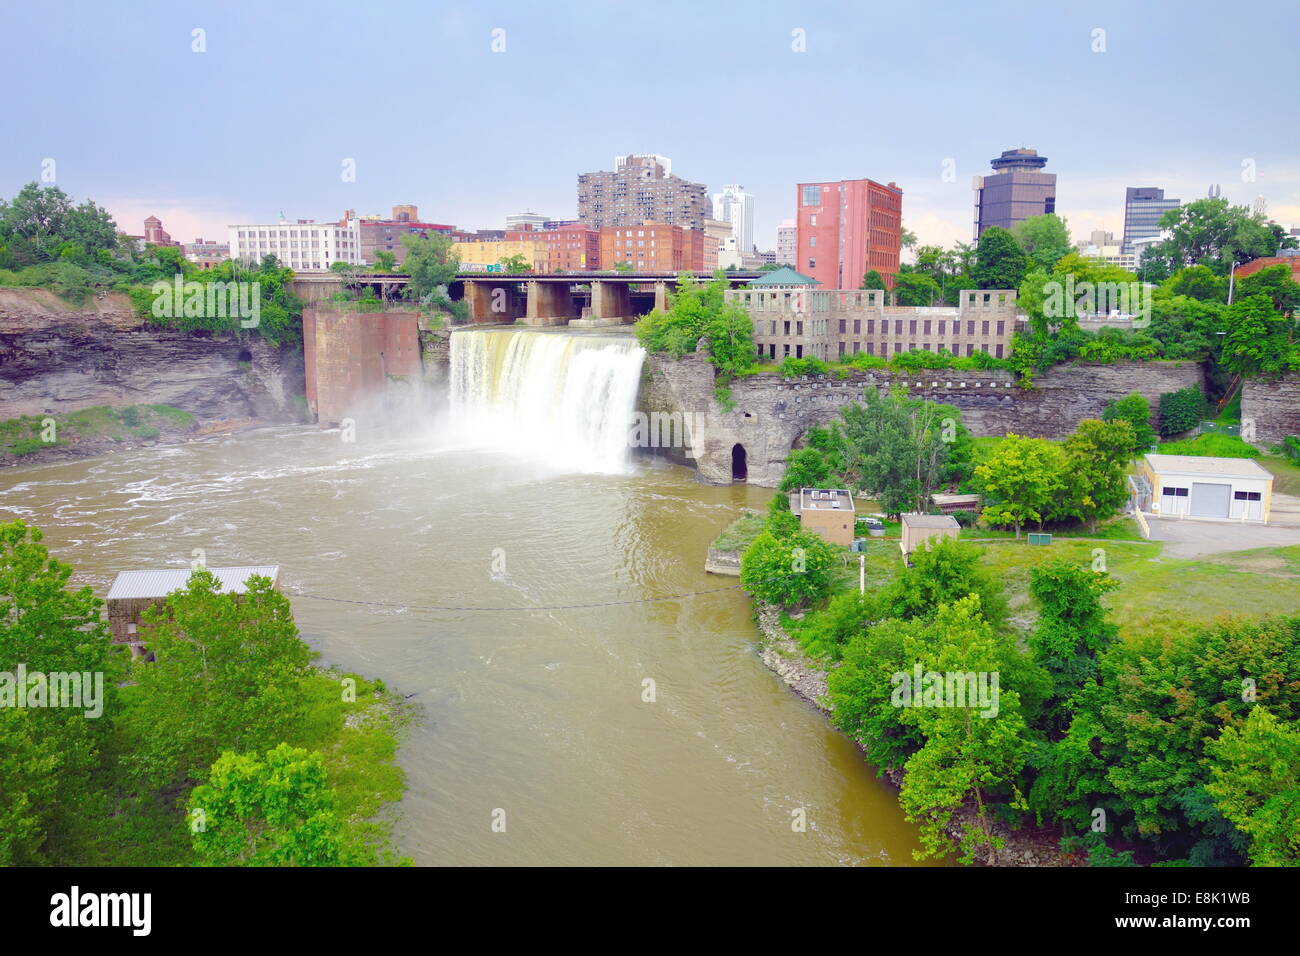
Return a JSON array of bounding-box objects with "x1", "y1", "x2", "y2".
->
[
  {"x1": 228, "y1": 217, "x2": 362, "y2": 271},
  {"x1": 1138, "y1": 454, "x2": 1274, "y2": 523}
]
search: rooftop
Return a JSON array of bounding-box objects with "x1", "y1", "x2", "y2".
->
[
  {"x1": 748, "y1": 266, "x2": 820, "y2": 287},
  {"x1": 106, "y1": 566, "x2": 280, "y2": 601},
  {"x1": 795, "y1": 488, "x2": 855, "y2": 514},
  {"x1": 901, "y1": 514, "x2": 960, "y2": 529},
  {"x1": 1144, "y1": 454, "x2": 1274, "y2": 480}
]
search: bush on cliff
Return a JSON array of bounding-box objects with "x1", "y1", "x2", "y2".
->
[{"x1": 740, "y1": 527, "x2": 836, "y2": 609}]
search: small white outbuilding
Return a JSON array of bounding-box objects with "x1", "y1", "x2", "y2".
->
[{"x1": 1138, "y1": 454, "x2": 1274, "y2": 523}]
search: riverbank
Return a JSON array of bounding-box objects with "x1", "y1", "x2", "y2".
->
[{"x1": 751, "y1": 600, "x2": 1079, "y2": 867}]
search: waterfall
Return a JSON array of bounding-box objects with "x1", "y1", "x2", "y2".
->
[{"x1": 449, "y1": 327, "x2": 647, "y2": 474}]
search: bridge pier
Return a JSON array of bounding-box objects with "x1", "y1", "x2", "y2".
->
[
  {"x1": 589, "y1": 279, "x2": 633, "y2": 323},
  {"x1": 654, "y1": 280, "x2": 669, "y2": 312},
  {"x1": 464, "y1": 279, "x2": 524, "y2": 324},
  {"x1": 523, "y1": 280, "x2": 578, "y2": 326}
]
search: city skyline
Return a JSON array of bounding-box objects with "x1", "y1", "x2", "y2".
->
[{"x1": 3, "y1": 0, "x2": 1298, "y2": 253}]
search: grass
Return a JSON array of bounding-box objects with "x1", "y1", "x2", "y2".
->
[
  {"x1": 711, "y1": 511, "x2": 767, "y2": 552},
  {"x1": 0, "y1": 404, "x2": 196, "y2": 456},
  {"x1": 1260, "y1": 454, "x2": 1300, "y2": 497},
  {"x1": 1157, "y1": 432, "x2": 1261, "y2": 458}
]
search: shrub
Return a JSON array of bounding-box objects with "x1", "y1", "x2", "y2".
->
[
  {"x1": 1159, "y1": 386, "x2": 1206, "y2": 437},
  {"x1": 739, "y1": 528, "x2": 837, "y2": 609},
  {"x1": 779, "y1": 355, "x2": 829, "y2": 378}
]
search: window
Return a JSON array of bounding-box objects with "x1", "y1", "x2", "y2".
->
[
  {"x1": 809, "y1": 235, "x2": 816, "y2": 247},
  {"x1": 808, "y1": 257, "x2": 816, "y2": 270},
  {"x1": 995, "y1": 344, "x2": 1004, "y2": 358},
  {"x1": 909, "y1": 319, "x2": 917, "y2": 334},
  {"x1": 796, "y1": 345, "x2": 803, "y2": 358},
  {"x1": 810, "y1": 214, "x2": 817, "y2": 226},
  {"x1": 838, "y1": 341, "x2": 845, "y2": 356},
  {"x1": 1163, "y1": 487, "x2": 1190, "y2": 497},
  {"x1": 996, "y1": 320, "x2": 1005, "y2": 336},
  {"x1": 1234, "y1": 491, "x2": 1262, "y2": 501},
  {"x1": 967, "y1": 320, "x2": 975, "y2": 335},
  {"x1": 982, "y1": 320, "x2": 990, "y2": 335},
  {"x1": 802, "y1": 185, "x2": 821, "y2": 206},
  {"x1": 867, "y1": 319, "x2": 875, "y2": 334},
  {"x1": 853, "y1": 319, "x2": 861, "y2": 334},
  {"x1": 894, "y1": 320, "x2": 903, "y2": 334},
  {"x1": 938, "y1": 320, "x2": 946, "y2": 335},
  {"x1": 867, "y1": 342, "x2": 875, "y2": 355},
  {"x1": 838, "y1": 319, "x2": 846, "y2": 333},
  {"x1": 783, "y1": 321, "x2": 790, "y2": 335},
  {"x1": 796, "y1": 321, "x2": 803, "y2": 335},
  {"x1": 966, "y1": 344, "x2": 974, "y2": 356},
  {"x1": 923, "y1": 320, "x2": 931, "y2": 335}
]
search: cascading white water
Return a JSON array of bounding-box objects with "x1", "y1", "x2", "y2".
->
[{"x1": 449, "y1": 327, "x2": 647, "y2": 474}]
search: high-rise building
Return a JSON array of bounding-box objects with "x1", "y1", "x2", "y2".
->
[
  {"x1": 776, "y1": 219, "x2": 796, "y2": 265},
  {"x1": 505, "y1": 211, "x2": 550, "y2": 231},
  {"x1": 577, "y1": 154, "x2": 711, "y2": 231},
  {"x1": 712, "y1": 184, "x2": 755, "y2": 253},
  {"x1": 703, "y1": 218, "x2": 732, "y2": 274},
  {"x1": 973, "y1": 148, "x2": 1056, "y2": 238},
  {"x1": 795, "y1": 178, "x2": 903, "y2": 290},
  {"x1": 1121, "y1": 187, "x2": 1180, "y2": 254}
]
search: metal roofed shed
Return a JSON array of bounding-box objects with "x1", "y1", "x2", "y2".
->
[
  {"x1": 1139, "y1": 454, "x2": 1274, "y2": 523},
  {"x1": 900, "y1": 513, "x2": 960, "y2": 560},
  {"x1": 106, "y1": 566, "x2": 281, "y2": 657}
]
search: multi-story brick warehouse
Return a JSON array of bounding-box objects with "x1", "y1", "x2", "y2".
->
[
  {"x1": 795, "y1": 178, "x2": 902, "y2": 290},
  {"x1": 578, "y1": 154, "x2": 712, "y2": 231},
  {"x1": 356, "y1": 205, "x2": 456, "y2": 265},
  {"x1": 599, "y1": 222, "x2": 705, "y2": 273},
  {"x1": 504, "y1": 223, "x2": 601, "y2": 271},
  {"x1": 727, "y1": 288, "x2": 1023, "y2": 362}
]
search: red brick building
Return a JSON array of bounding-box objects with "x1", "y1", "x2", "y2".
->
[
  {"x1": 599, "y1": 222, "x2": 705, "y2": 273},
  {"x1": 795, "y1": 178, "x2": 902, "y2": 289},
  {"x1": 504, "y1": 222, "x2": 601, "y2": 271},
  {"x1": 1234, "y1": 254, "x2": 1300, "y2": 281}
]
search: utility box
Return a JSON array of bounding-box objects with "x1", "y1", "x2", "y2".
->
[{"x1": 1027, "y1": 533, "x2": 1052, "y2": 546}]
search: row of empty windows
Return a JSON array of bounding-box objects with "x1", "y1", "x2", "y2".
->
[
  {"x1": 760, "y1": 342, "x2": 1005, "y2": 359},
  {"x1": 764, "y1": 319, "x2": 1007, "y2": 337}
]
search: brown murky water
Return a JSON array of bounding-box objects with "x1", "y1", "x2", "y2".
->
[{"x1": 0, "y1": 426, "x2": 935, "y2": 865}]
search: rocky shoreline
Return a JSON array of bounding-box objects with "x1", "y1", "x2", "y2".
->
[
  {"x1": 752, "y1": 601, "x2": 1080, "y2": 867},
  {"x1": 1, "y1": 417, "x2": 275, "y2": 469}
]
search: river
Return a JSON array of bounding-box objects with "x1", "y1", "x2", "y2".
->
[{"x1": 0, "y1": 327, "x2": 934, "y2": 866}]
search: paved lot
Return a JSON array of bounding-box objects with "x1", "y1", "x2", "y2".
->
[{"x1": 1145, "y1": 514, "x2": 1300, "y2": 559}]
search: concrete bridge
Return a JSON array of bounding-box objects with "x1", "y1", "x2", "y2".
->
[{"x1": 290, "y1": 271, "x2": 763, "y2": 326}]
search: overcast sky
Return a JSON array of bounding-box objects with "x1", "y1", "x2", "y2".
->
[{"x1": 3, "y1": 0, "x2": 1297, "y2": 252}]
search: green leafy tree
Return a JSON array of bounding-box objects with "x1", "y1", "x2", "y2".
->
[
  {"x1": 613, "y1": 261, "x2": 634, "y2": 273},
  {"x1": 400, "y1": 231, "x2": 459, "y2": 301},
  {"x1": 125, "y1": 570, "x2": 315, "y2": 791},
  {"x1": 892, "y1": 272, "x2": 941, "y2": 306},
  {"x1": 878, "y1": 537, "x2": 1009, "y2": 628},
  {"x1": 1162, "y1": 265, "x2": 1226, "y2": 303},
  {"x1": 972, "y1": 226, "x2": 1028, "y2": 290},
  {"x1": 1027, "y1": 561, "x2": 1119, "y2": 730},
  {"x1": 371, "y1": 250, "x2": 397, "y2": 273},
  {"x1": 1102, "y1": 392, "x2": 1157, "y2": 454},
  {"x1": 498, "y1": 253, "x2": 530, "y2": 273},
  {"x1": 1236, "y1": 263, "x2": 1300, "y2": 314},
  {"x1": 1148, "y1": 198, "x2": 1293, "y2": 275},
  {"x1": 188, "y1": 743, "x2": 344, "y2": 866},
  {"x1": 1159, "y1": 386, "x2": 1207, "y2": 437},
  {"x1": 1205, "y1": 708, "x2": 1300, "y2": 867},
  {"x1": 1057, "y1": 418, "x2": 1135, "y2": 532},
  {"x1": 1010, "y1": 213, "x2": 1072, "y2": 272},
  {"x1": 0, "y1": 182, "x2": 119, "y2": 264},
  {"x1": 740, "y1": 528, "x2": 837, "y2": 608},
  {"x1": 974, "y1": 434, "x2": 1064, "y2": 537},
  {"x1": 860, "y1": 269, "x2": 887, "y2": 290},
  {"x1": 1220, "y1": 294, "x2": 1299, "y2": 377}
]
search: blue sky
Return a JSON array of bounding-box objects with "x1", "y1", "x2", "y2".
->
[{"x1": 3, "y1": 0, "x2": 1297, "y2": 251}]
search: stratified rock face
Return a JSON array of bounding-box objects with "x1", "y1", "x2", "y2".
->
[
  {"x1": 0, "y1": 289, "x2": 306, "y2": 422},
  {"x1": 1243, "y1": 374, "x2": 1300, "y2": 443},
  {"x1": 641, "y1": 353, "x2": 1205, "y2": 486}
]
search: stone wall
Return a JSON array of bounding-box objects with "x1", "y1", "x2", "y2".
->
[
  {"x1": 302, "y1": 309, "x2": 423, "y2": 423},
  {"x1": 0, "y1": 289, "x2": 306, "y2": 422},
  {"x1": 1242, "y1": 373, "x2": 1300, "y2": 443},
  {"x1": 641, "y1": 354, "x2": 1204, "y2": 486}
]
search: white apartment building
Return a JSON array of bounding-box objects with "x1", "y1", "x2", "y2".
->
[
  {"x1": 228, "y1": 218, "x2": 362, "y2": 271},
  {"x1": 713, "y1": 183, "x2": 755, "y2": 254}
]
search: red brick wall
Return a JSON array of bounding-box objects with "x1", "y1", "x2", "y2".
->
[{"x1": 795, "y1": 178, "x2": 902, "y2": 289}]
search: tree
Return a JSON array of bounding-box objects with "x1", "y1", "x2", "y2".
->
[
  {"x1": 188, "y1": 743, "x2": 344, "y2": 866},
  {"x1": 837, "y1": 386, "x2": 958, "y2": 515},
  {"x1": 1010, "y1": 214, "x2": 1071, "y2": 272},
  {"x1": 860, "y1": 269, "x2": 887, "y2": 290},
  {"x1": 892, "y1": 272, "x2": 941, "y2": 306},
  {"x1": 878, "y1": 537, "x2": 1008, "y2": 628},
  {"x1": 1149, "y1": 198, "x2": 1291, "y2": 275},
  {"x1": 1102, "y1": 392, "x2": 1157, "y2": 455},
  {"x1": 1159, "y1": 386, "x2": 1206, "y2": 437},
  {"x1": 1058, "y1": 418, "x2": 1135, "y2": 532},
  {"x1": 1162, "y1": 265, "x2": 1226, "y2": 303},
  {"x1": 0, "y1": 182, "x2": 119, "y2": 264},
  {"x1": 1027, "y1": 560, "x2": 1119, "y2": 729},
  {"x1": 0, "y1": 521, "x2": 118, "y2": 865},
  {"x1": 498, "y1": 253, "x2": 530, "y2": 273},
  {"x1": 1205, "y1": 708, "x2": 1300, "y2": 867},
  {"x1": 125, "y1": 570, "x2": 315, "y2": 791},
  {"x1": 900, "y1": 226, "x2": 917, "y2": 250},
  {"x1": 1221, "y1": 294, "x2": 1299, "y2": 377},
  {"x1": 740, "y1": 528, "x2": 837, "y2": 608},
  {"x1": 371, "y1": 250, "x2": 397, "y2": 273},
  {"x1": 1237, "y1": 263, "x2": 1300, "y2": 314},
  {"x1": 974, "y1": 434, "x2": 1064, "y2": 537},
  {"x1": 972, "y1": 226, "x2": 1028, "y2": 290},
  {"x1": 399, "y1": 231, "x2": 458, "y2": 302},
  {"x1": 613, "y1": 261, "x2": 634, "y2": 273}
]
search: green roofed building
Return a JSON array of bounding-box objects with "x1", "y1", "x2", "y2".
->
[{"x1": 747, "y1": 266, "x2": 820, "y2": 289}]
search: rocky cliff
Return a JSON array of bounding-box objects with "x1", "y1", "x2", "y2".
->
[
  {"x1": 0, "y1": 288, "x2": 306, "y2": 423},
  {"x1": 1242, "y1": 373, "x2": 1300, "y2": 443},
  {"x1": 641, "y1": 354, "x2": 1205, "y2": 486}
]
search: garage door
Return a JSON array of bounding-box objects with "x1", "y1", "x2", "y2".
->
[{"x1": 1190, "y1": 482, "x2": 1231, "y2": 518}]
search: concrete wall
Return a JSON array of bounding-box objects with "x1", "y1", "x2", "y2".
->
[
  {"x1": 1242, "y1": 373, "x2": 1300, "y2": 444},
  {"x1": 640, "y1": 354, "x2": 1204, "y2": 486},
  {"x1": 303, "y1": 309, "x2": 423, "y2": 423}
]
